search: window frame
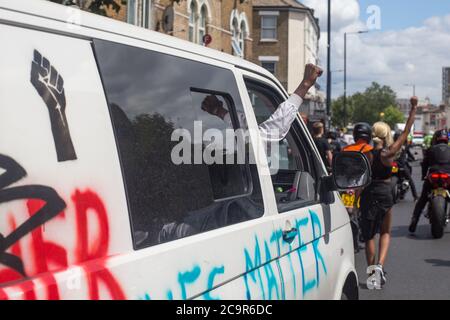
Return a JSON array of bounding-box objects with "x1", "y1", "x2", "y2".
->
[
  {"x1": 260, "y1": 15, "x2": 278, "y2": 41},
  {"x1": 231, "y1": 17, "x2": 242, "y2": 58},
  {"x1": 239, "y1": 21, "x2": 246, "y2": 57},
  {"x1": 261, "y1": 61, "x2": 276, "y2": 75},
  {"x1": 199, "y1": 5, "x2": 207, "y2": 45},
  {"x1": 243, "y1": 77, "x2": 326, "y2": 213},
  {"x1": 127, "y1": 0, "x2": 138, "y2": 26},
  {"x1": 93, "y1": 39, "x2": 267, "y2": 250},
  {"x1": 142, "y1": 0, "x2": 151, "y2": 29},
  {"x1": 189, "y1": 0, "x2": 198, "y2": 43},
  {"x1": 189, "y1": 86, "x2": 255, "y2": 201}
]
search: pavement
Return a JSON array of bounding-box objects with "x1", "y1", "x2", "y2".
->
[{"x1": 355, "y1": 150, "x2": 450, "y2": 300}]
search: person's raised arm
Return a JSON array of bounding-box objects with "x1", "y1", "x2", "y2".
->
[
  {"x1": 382, "y1": 97, "x2": 418, "y2": 162},
  {"x1": 294, "y1": 64, "x2": 323, "y2": 99},
  {"x1": 259, "y1": 64, "x2": 323, "y2": 141}
]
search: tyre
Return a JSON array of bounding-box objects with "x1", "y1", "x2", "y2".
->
[
  {"x1": 430, "y1": 196, "x2": 446, "y2": 239},
  {"x1": 391, "y1": 178, "x2": 399, "y2": 204},
  {"x1": 341, "y1": 273, "x2": 359, "y2": 300}
]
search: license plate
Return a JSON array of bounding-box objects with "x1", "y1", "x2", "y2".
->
[
  {"x1": 392, "y1": 167, "x2": 399, "y2": 173},
  {"x1": 432, "y1": 189, "x2": 448, "y2": 197},
  {"x1": 341, "y1": 193, "x2": 356, "y2": 208}
]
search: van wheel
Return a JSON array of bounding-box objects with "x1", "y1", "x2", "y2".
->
[
  {"x1": 341, "y1": 273, "x2": 359, "y2": 300},
  {"x1": 340, "y1": 292, "x2": 349, "y2": 300}
]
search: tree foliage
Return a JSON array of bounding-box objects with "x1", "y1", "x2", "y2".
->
[
  {"x1": 50, "y1": 0, "x2": 122, "y2": 16},
  {"x1": 331, "y1": 82, "x2": 398, "y2": 127},
  {"x1": 382, "y1": 105, "x2": 405, "y2": 128}
]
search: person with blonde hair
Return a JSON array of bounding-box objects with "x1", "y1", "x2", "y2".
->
[{"x1": 360, "y1": 97, "x2": 418, "y2": 289}]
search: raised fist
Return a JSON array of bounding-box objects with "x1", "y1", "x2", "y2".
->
[
  {"x1": 303, "y1": 63, "x2": 323, "y2": 88},
  {"x1": 30, "y1": 49, "x2": 77, "y2": 162},
  {"x1": 410, "y1": 96, "x2": 418, "y2": 108},
  {"x1": 31, "y1": 49, "x2": 66, "y2": 119},
  {"x1": 201, "y1": 95, "x2": 228, "y2": 119}
]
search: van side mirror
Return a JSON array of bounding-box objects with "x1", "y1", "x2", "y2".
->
[{"x1": 332, "y1": 152, "x2": 372, "y2": 190}]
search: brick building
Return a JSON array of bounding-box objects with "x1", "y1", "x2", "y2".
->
[
  {"x1": 99, "y1": 0, "x2": 254, "y2": 61},
  {"x1": 443, "y1": 67, "x2": 450, "y2": 106},
  {"x1": 252, "y1": 0, "x2": 325, "y2": 121}
]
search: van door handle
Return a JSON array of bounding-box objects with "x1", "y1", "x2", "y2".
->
[{"x1": 282, "y1": 228, "x2": 298, "y2": 243}]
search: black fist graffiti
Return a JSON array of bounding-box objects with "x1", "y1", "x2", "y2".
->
[{"x1": 30, "y1": 49, "x2": 77, "y2": 162}]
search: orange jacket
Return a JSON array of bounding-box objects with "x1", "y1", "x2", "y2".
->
[{"x1": 342, "y1": 139, "x2": 374, "y2": 155}]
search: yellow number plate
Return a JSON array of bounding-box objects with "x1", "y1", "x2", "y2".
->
[
  {"x1": 392, "y1": 167, "x2": 399, "y2": 173},
  {"x1": 432, "y1": 189, "x2": 448, "y2": 197},
  {"x1": 341, "y1": 193, "x2": 356, "y2": 208}
]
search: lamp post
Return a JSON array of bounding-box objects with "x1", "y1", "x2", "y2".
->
[
  {"x1": 344, "y1": 30, "x2": 368, "y2": 128},
  {"x1": 326, "y1": 0, "x2": 332, "y2": 129},
  {"x1": 405, "y1": 84, "x2": 416, "y2": 96},
  {"x1": 330, "y1": 69, "x2": 343, "y2": 103}
]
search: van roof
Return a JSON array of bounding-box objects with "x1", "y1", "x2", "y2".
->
[{"x1": 0, "y1": 0, "x2": 280, "y2": 85}]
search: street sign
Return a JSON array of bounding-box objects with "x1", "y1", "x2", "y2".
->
[{"x1": 203, "y1": 34, "x2": 212, "y2": 46}]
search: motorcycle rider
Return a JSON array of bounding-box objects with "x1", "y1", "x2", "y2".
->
[
  {"x1": 393, "y1": 132, "x2": 419, "y2": 200},
  {"x1": 342, "y1": 123, "x2": 374, "y2": 253},
  {"x1": 342, "y1": 122, "x2": 374, "y2": 158},
  {"x1": 409, "y1": 129, "x2": 450, "y2": 233}
]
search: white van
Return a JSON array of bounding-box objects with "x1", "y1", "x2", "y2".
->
[{"x1": 0, "y1": 0, "x2": 370, "y2": 300}]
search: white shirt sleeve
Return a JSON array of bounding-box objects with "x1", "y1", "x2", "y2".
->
[
  {"x1": 258, "y1": 94, "x2": 304, "y2": 141},
  {"x1": 222, "y1": 94, "x2": 303, "y2": 141}
]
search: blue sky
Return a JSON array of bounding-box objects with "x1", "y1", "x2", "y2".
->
[
  {"x1": 302, "y1": 0, "x2": 450, "y2": 103},
  {"x1": 359, "y1": 0, "x2": 450, "y2": 31}
]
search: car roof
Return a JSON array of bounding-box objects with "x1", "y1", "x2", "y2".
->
[{"x1": 1, "y1": 0, "x2": 281, "y2": 86}]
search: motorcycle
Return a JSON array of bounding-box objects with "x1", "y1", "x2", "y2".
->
[
  {"x1": 426, "y1": 171, "x2": 450, "y2": 239},
  {"x1": 340, "y1": 190, "x2": 363, "y2": 251},
  {"x1": 391, "y1": 162, "x2": 410, "y2": 203}
]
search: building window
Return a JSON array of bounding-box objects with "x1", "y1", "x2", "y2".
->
[
  {"x1": 142, "y1": 0, "x2": 151, "y2": 29},
  {"x1": 127, "y1": 0, "x2": 152, "y2": 28},
  {"x1": 127, "y1": 0, "x2": 137, "y2": 25},
  {"x1": 239, "y1": 21, "x2": 246, "y2": 56},
  {"x1": 189, "y1": 1, "x2": 208, "y2": 45},
  {"x1": 261, "y1": 62, "x2": 276, "y2": 74},
  {"x1": 231, "y1": 18, "x2": 241, "y2": 57},
  {"x1": 189, "y1": 1, "x2": 197, "y2": 42},
  {"x1": 199, "y1": 5, "x2": 207, "y2": 44},
  {"x1": 261, "y1": 16, "x2": 277, "y2": 40}
]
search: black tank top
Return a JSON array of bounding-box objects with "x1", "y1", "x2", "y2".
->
[
  {"x1": 428, "y1": 144, "x2": 450, "y2": 166},
  {"x1": 371, "y1": 149, "x2": 392, "y2": 180}
]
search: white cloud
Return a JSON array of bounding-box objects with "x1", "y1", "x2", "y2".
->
[{"x1": 301, "y1": 0, "x2": 450, "y2": 104}]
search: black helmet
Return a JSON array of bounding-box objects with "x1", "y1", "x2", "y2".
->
[
  {"x1": 353, "y1": 122, "x2": 372, "y2": 143},
  {"x1": 432, "y1": 129, "x2": 449, "y2": 145}
]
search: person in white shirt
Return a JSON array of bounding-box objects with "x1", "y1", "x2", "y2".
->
[{"x1": 201, "y1": 64, "x2": 323, "y2": 141}]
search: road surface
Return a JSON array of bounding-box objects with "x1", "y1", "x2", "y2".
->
[{"x1": 355, "y1": 151, "x2": 450, "y2": 300}]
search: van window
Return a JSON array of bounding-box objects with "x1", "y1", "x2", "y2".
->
[
  {"x1": 245, "y1": 79, "x2": 319, "y2": 212},
  {"x1": 93, "y1": 40, "x2": 264, "y2": 249}
]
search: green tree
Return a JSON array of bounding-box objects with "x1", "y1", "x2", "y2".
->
[
  {"x1": 381, "y1": 105, "x2": 405, "y2": 128},
  {"x1": 352, "y1": 82, "x2": 397, "y2": 125},
  {"x1": 49, "y1": 0, "x2": 122, "y2": 16},
  {"x1": 332, "y1": 82, "x2": 397, "y2": 127},
  {"x1": 331, "y1": 95, "x2": 354, "y2": 128}
]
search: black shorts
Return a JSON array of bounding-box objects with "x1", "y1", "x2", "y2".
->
[{"x1": 359, "y1": 181, "x2": 394, "y2": 241}]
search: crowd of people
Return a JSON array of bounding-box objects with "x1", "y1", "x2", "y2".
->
[
  {"x1": 264, "y1": 62, "x2": 449, "y2": 290},
  {"x1": 308, "y1": 101, "x2": 450, "y2": 289}
]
